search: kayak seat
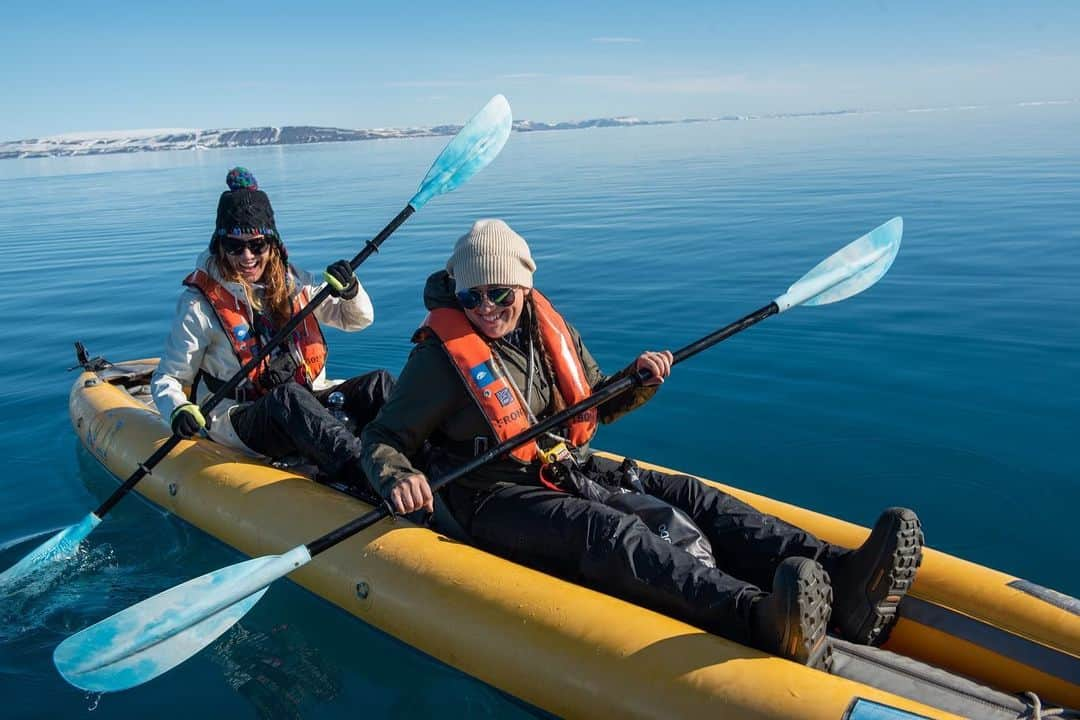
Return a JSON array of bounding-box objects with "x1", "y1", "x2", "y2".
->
[{"x1": 830, "y1": 638, "x2": 1079, "y2": 719}]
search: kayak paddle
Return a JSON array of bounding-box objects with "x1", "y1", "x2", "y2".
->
[
  {"x1": 0, "y1": 94, "x2": 512, "y2": 591},
  {"x1": 53, "y1": 216, "x2": 901, "y2": 692}
]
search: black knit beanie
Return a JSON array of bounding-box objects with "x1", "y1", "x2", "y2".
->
[{"x1": 209, "y1": 167, "x2": 285, "y2": 258}]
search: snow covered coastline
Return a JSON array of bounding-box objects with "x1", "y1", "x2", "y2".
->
[
  {"x1": 0, "y1": 113, "x2": 847, "y2": 160},
  {"x1": 1, "y1": 125, "x2": 455, "y2": 160},
  {"x1": 3, "y1": 100, "x2": 1076, "y2": 161}
]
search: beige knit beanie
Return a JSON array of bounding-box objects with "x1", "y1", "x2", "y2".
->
[{"x1": 446, "y1": 219, "x2": 536, "y2": 291}]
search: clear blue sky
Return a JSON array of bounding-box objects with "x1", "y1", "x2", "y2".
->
[{"x1": 2, "y1": 0, "x2": 1078, "y2": 141}]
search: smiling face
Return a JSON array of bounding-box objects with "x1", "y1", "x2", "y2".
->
[
  {"x1": 463, "y1": 285, "x2": 529, "y2": 339},
  {"x1": 222, "y1": 234, "x2": 271, "y2": 283}
]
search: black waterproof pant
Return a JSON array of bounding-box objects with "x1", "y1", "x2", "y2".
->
[
  {"x1": 231, "y1": 369, "x2": 394, "y2": 488},
  {"x1": 445, "y1": 454, "x2": 847, "y2": 644}
]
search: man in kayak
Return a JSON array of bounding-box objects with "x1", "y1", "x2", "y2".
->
[
  {"x1": 360, "y1": 218, "x2": 923, "y2": 666},
  {"x1": 151, "y1": 167, "x2": 393, "y2": 493}
]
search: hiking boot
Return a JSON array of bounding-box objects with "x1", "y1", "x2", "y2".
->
[
  {"x1": 749, "y1": 557, "x2": 833, "y2": 669},
  {"x1": 830, "y1": 507, "x2": 924, "y2": 646}
]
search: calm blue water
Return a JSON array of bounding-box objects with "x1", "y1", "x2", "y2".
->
[{"x1": 1, "y1": 104, "x2": 1078, "y2": 718}]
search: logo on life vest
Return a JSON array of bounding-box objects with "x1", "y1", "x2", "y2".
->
[
  {"x1": 232, "y1": 324, "x2": 250, "y2": 342},
  {"x1": 574, "y1": 408, "x2": 597, "y2": 424},
  {"x1": 496, "y1": 387, "x2": 513, "y2": 407},
  {"x1": 493, "y1": 409, "x2": 525, "y2": 428},
  {"x1": 469, "y1": 361, "x2": 498, "y2": 389}
]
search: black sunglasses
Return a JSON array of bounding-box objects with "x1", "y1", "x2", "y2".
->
[
  {"x1": 456, "y1": 286, "x2": 516, "y2": 309},
  {"x1": 221, "y1": 235, "x2": 270, "y2": 256}
]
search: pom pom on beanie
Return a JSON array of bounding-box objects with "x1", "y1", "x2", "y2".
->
[
  {"x1": 211, "y1": 167, "x2": 284, "y2": 258},
  {"x1": 225, "y1": 166, "x2": 259, "y2": 191}
]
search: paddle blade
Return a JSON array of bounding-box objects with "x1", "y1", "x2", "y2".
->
[
  {"x1": 54, "y1": 545, "x2": 311, "y2": 692},
  {"x1": 55, "y1": 586, "x2": 268, "y2": 693},
  {"x1": 774, "y1": 217, "x2": 903, "y2": 312},
  {"x1": 408, "y1": 94, "x2": 512, "y2": 210},
  {"x1": 0, "y1": 512, "x2": 100, "y2": 592}
]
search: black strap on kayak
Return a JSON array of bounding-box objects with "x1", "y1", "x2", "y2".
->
[
  {"x1": 191, "y1": 370, "x2": 258, "y2": 402},
  {"x1": 187, "y1": 369, "x2": 204, "y2": 403}
]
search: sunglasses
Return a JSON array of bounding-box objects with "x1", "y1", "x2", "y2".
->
[
  {"x1": 221, "y1": 235, "x2": 270, "y2": 256},
  {"x1": 456, "y1": 286, "x2": 516, "y2": 309}
]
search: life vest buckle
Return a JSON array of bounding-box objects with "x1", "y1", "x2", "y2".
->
[
  {"x1": 472, "y1": 436, "x2": 489, "y2": 457},
  {"x1": 538, "y1": 442, "x2": 578, "y2": 491},
  {"x1": 539, "y1": 441, "x2": 573, "y2": 466}
]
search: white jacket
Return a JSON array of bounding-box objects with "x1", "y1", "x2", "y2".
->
[{"x1": 151, "y1": 251, "x2": 375, "y2": 453}]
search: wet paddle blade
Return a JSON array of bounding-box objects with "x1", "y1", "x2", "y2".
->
[
  {"x1": 54, "y1": 545, "x2": 311, "y2": 692},
  {"x1": 0, "y1": 512, "x2": 100, "y2": 592},
  {"x1": 409, "y1": 94, "x2": 512, "y2": 210},
  {"x1": 774, "y1": 217, "x2": 903, "y2": 312},
  {"x1": 56, "y1": 586, "x2": 268, "y2": 693}
]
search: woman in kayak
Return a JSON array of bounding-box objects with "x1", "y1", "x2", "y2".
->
[
  {"x1": 152, "y1": 167, "x2": 393, "y2": 492},
  {"x1": 360, "y1": 218, "x2": 923, "y2": 666}
]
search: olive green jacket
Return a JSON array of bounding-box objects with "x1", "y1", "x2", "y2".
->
[{"x1": 360, "y1": 271, "x2": 660, "y2": 495}]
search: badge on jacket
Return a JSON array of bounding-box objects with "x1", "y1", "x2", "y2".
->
[{"x1": 469, "y1": 361, "x2": 498, "y2": 389}]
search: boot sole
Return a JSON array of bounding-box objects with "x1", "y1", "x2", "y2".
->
[
  {"x1": 842, "y1": 507, "x2": 924, "y2": 646},
  {"x1": 776, "y1": 560, "x2": 834, "y2": 671}
]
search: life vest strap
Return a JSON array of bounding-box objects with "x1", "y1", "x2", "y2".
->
[{"x1": 198, "y1": 370, "x2": 256, "y2": 402}]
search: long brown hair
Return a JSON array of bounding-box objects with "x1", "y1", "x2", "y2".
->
[{"x1": 212, "y1": 245, "x2": 295, "y2": 327}]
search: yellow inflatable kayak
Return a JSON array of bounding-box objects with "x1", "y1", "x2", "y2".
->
[{"x1": 69, "y1": 359, "x2": 1080, "y2": 720}]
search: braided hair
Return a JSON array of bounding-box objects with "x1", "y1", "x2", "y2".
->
[{"x1": 525, "y1": 294, "x2": 567, "y2": 415}]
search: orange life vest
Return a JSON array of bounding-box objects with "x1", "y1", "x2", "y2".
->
[
  {"x1": 183, "y1": 268, "x2": 327, "y2": 395},
  {"x1": 421, "y1": 291, "x2": 597, "y2": 463}
]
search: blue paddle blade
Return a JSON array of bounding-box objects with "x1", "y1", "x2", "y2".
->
[
  {"x1": 54, "y1": 545, "x2": 311, "y2": 692},
  {"x1": 0, "y1": 512, "x2": 100, "y2": 593},
  {"x1": 774, "y1": 217, "x2": 903, "y2": 312},
  {"x1": 408, "y1": 94, "x2": 512, "y2": 210}
]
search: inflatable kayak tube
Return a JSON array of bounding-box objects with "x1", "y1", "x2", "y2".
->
[{"x1": 68, "y1": 360, "x2": 1080, "y2": 720}]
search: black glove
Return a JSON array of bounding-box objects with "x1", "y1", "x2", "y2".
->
[
  {"x1": 256, "y1": 352, "x2": 301, "y2": 393},
  {"x1": 323, "y1": 260, "x2": 359, "y2": 300},
  {"x1": 171, "y1": 404, "x2": 207, "y2": 438}
]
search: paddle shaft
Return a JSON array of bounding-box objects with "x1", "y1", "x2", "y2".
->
[
  {"x1": 94, "y1": 204, "x2": 416, "y2": 518},
  {"x1": 306, "y1": 300, "x2": 779, "y2": 556}
]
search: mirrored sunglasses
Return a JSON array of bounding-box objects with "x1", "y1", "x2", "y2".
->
[
  {"x1": 456, "y1": 286, "x2": 516, "y2": 309},
  {"x1": 221, "y1": 235, "x2": 270, "y2": 256}
]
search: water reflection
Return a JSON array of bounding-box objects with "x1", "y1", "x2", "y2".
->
[{"x1": 210, "y1": 622, "x2": 342, "y2": 720}]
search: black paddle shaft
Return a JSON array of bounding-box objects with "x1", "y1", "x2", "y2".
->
[
  {"x1": 305, "y1": 300, "x2": 780, "y2": 557},
  {"x1": 94, "y1": 204, "x2": 417, "y2": 518}
]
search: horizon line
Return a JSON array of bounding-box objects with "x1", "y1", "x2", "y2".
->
[
  {"x1": 6, "y1": 97, "x2": 1078, "y2": 144},
  {"x1": 2, "y1": 99, "x2": 1076, "y2": 160}
]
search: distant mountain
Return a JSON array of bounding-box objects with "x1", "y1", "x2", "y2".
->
[
  {"x1": 4, "y1": 100, "x2": 1075, "y2": 160},
  {"x1": 513, "y1": 116, "x2": 666, "y2": 132},
  {"x1": 0, "y1": 125, "x2": 450, "y2": 160},
  {"x1": 0, "y1": 111, "x2": 861, "y2": 160}
]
